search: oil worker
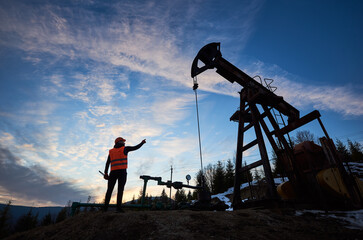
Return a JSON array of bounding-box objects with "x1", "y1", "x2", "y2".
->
[{"x1": 103, "y1": 137, "x2": 146, "y2": 212}]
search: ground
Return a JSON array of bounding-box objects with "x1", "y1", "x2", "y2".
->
[{"x1": 5, "y1": 208, "x2": 362, "y2": 240}]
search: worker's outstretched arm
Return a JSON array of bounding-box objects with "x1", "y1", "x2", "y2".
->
[
  {"x1": 104, "y1": 155, "x2": 110, "y2": 180},
  {"x1": 124, "y1": 139, "x2": 146, "y2": 155}
]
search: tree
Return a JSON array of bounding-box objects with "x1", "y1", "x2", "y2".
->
[
  {"x1": 137, "y1": 187, "x2": 144, "y2": 204},
  {"x1": 336, "y1": 139, "x2": 350, "y2": 162},
  {"x1": 225, "y1": 159, "x2": 235, "y2": 188},
  {"x1": 294, "y1": 130, "x2": 315, "y2": 145},
  {"x1": 272, "y1": 150, "x2": 285, "y2": 179},
  {"x1": 253, "y1": 168, "x2": 262, "y2": 182},
  {"x1": 348, "y1": 139, "x2": 363, "y2": 162},
  {"x1": 84, "y1": 195, "x2": 92, "y2": 212},
  {"x1": 0, "y1": 200, "x2": 12, "y2": 238},
  {"x1": 161, "y1": 188, "x2": 168, "y2": 204},
  {"x1": 55, "y1": 207, "x2": 68, "y2": 223},
  {"x1": 187, "y1": 190, "x2": 192, "y2": 202},
  {"x1": 14, "y1": 209, "x2": 38, "y2": 233},
  {"x1": 195, "y1": 169, "x2": 210, "y2": 193},
  {"x1": 174, "y1": 189, "x2": 187, "y2": 204},
  {"x1": 212, "y1": 161, "x2": 226, "y2": 194},
  {"x1": 41, "y1": 212, "x2": 53, "y2": 226},
  {"x1": 203, "y1": 164, "x2": 215, "y2": 192}
]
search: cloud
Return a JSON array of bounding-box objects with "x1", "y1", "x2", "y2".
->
[
  {"x1": 89, "y1": 106, "x2": 118, "y2": 117},
  {"x1": 3, "y1": 0, "x2": 359, "y2": 119},
  {"x1": 150, "y1": 92, "x2": 195, "y2": 125},
  {"x1": 276, "y1": 79, "x2": 363, "y2": 116},
  {"x1": 0, "y1": 145, "x2": 90, "y2": 205},
  {"x1": 0, "y1": 0, "x2": 262, "y2": 90},
  {"x1": 244, "y1": 61, "x2": 363, "y2": 116}
]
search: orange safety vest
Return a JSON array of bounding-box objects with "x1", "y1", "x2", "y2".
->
[{"x1": 109, "y1": 147, "x2": 128, "y2": 171}]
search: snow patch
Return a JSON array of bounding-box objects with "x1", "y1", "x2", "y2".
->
[{"x1": 295, "y1": 209, "x2": 363, "y2": 230}]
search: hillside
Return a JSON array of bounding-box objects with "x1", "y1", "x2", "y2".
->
[{"x1": 5, "y1": 208, "x2": 362, "y2": 240}]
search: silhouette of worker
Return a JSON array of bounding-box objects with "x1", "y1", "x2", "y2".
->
[{"x1": 103, "y1": 137, "x2": 146, "y2": 212}]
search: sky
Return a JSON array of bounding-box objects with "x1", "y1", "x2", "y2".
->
[{"x1": 0, "y1": 0, "x2": 362, "y2": 207}]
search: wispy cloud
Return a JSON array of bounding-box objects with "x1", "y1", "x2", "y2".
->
[
  {"x1": 244, "y1": 61, "x2": 363, "y2": 116},
  {"x1": 150, "y1": 92, "x2": 195, "y2": 125},
  {"x1": 2, "y1": 0, "x2": 360, "y2": 118}
]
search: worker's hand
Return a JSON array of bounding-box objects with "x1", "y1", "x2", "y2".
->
[
  {"x1": 142, "y1": 139, "x2": 146, "y2": 144},
  {"x1": 104, "y1": 173, "x2": 109, "y2": 180}
]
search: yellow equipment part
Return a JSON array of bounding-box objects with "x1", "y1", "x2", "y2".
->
[
  {"x1": 316, "y1": 168, "x2": 350, "y2": 199},
  {"x1": 277, "y1": 181, "x2": 296, "y2": 200}
]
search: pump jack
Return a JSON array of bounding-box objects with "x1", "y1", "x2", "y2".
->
[{"x1": 191, "y1": 43, "x2": 362, "y2": 210}]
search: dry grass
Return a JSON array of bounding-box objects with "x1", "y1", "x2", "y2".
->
[{"x1": 5, "y1": 208, "x2": 362, "y2": 240}]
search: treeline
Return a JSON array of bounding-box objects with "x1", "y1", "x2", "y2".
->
[
  {"x1": 335, "y1": 139, "x2": 363, "y2": 163},
  {"x1": 195, "y1": 159, "x2": 235, "y2": 195},
  {"x1": 0, "y1": 200, "x2": 73, "y2": 239},
  {"x1": 130, "y1": 188, "x2": 196, "y2": 207}
]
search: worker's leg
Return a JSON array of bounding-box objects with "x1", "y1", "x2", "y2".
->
[
  {"x1": 104, "y1": 172, "x2": 117, "y2": 211},
  {"x1": 116, "y1": 170, "x2": 127, "y2": 211}
]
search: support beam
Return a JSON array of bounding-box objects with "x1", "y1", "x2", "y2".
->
[
  {"x1": 238, "y1": 160, "x2": 263, "y2": 174},
  {"x1": 271, "y1": 110, "x2": 321, "y2": 136},
  {"x1": 250, "y1": 103, "x2": 277, "y2": 199},
  {"x1": 232, "y1": 92, "x2": 246, "y2": 209}
]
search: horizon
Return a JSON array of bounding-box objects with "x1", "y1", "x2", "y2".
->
[{"x1": 0, "y1": 0, "x2": 362, "y2": 207}]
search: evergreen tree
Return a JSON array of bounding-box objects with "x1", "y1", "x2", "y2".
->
[
  {"x1": 55, "y1": 207, "x2": 68, "y2": 223},
  {"x1": 14, "y1": 209, "x2": 38, "y2": 233},
  {"x1": 212, "y1": 160, "x2": 226, "y2": 194},
  {"x1": 131, "y1": 195, "x2": 136, "y2": 204},
  {"x1": 225, "y1": 159, "x2": 235, "y2": 188},
  {"x1": 187, "y1": 190, "x2": 192, "y2": 202},
  {"x1": 161, "y1": 188, "x2": 168, "y2": 204},
  {"x1": 0, "y1": 200, "x2": 12, "y2": 239},
  {"x1": 336, "y1": 139, "x2": 351, "y2": 161},
  {"x1": 137, "y1": 187, "x2": 143, "y2": 204},
  {"x1": 195, "y1": 169, "x2": 210, "y2": 193},
  {"x1": 272, "y1": 150, "x2": 285, "y2": 179},
  {"x1": 174, "y1": 190, "x2": 180, "y2": 204},
  {"x1": 192, "y1": 190, "x2": 198, "y2": 200},
  {"x1": 84, "y1": 195, "x2": 92, "y2": 212},
  {"x1": 174, "y1": 189, "x2": 187, "y2": 204},
  {"x1": 41, "y1": 212, "x2": 53, "y2": 226},
  {"x1": 348, "y1": 139, "x2": 363, "y2": 162}
]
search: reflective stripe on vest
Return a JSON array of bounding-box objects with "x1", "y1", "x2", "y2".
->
[{"x1": 109, "y1": 146, "x2": 128, "y2": 171}]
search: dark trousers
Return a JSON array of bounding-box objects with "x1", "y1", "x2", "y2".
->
[{"x1": 104, "y1": 169, "x2": 127, "y2": 211}]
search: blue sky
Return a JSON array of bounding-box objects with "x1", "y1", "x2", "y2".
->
[{"x1": 0, "y1": 0, "x2": 362, "y2": 206}]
